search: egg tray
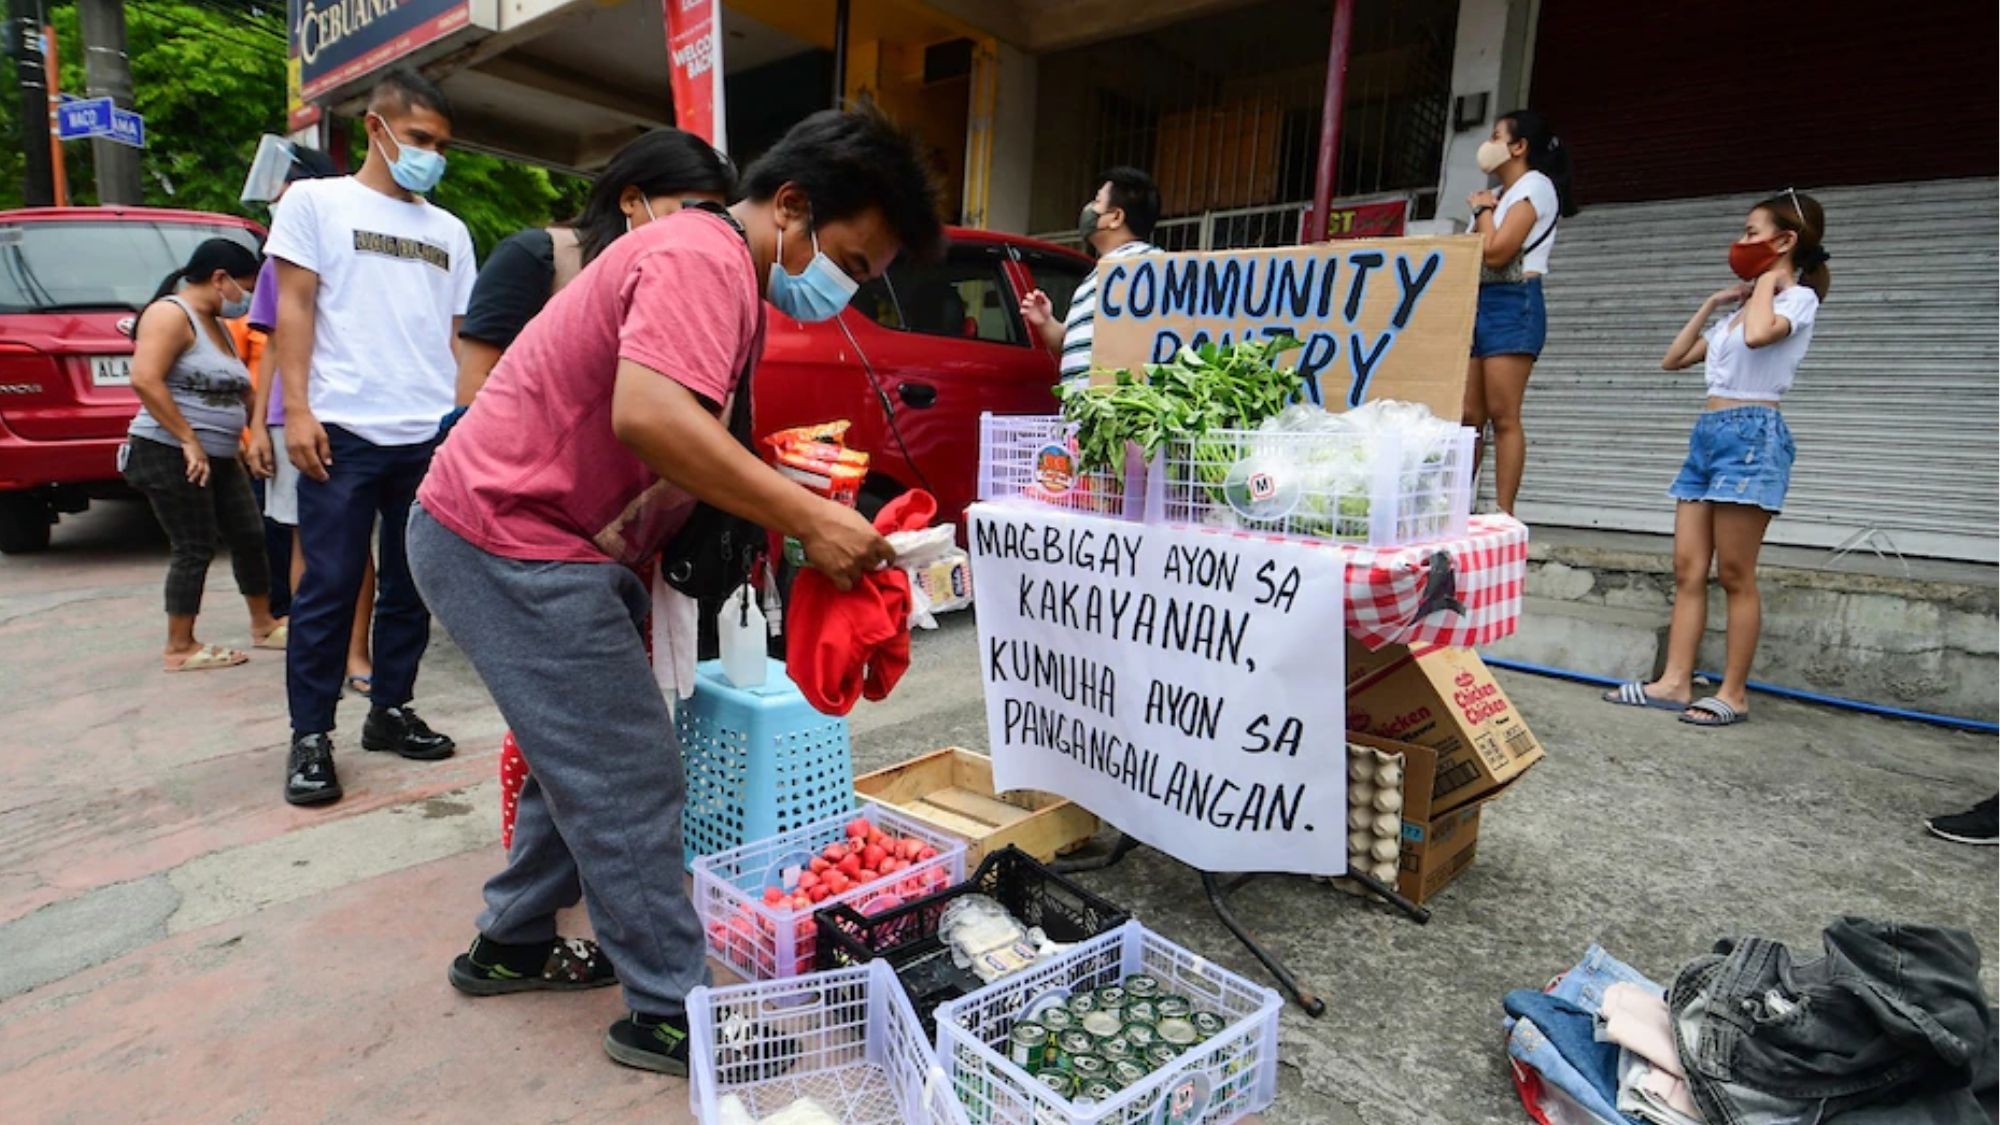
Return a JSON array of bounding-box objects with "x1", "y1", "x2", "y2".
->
[{"x1": 1331, "y1": 741, "x2": 1405, "y2": 892}]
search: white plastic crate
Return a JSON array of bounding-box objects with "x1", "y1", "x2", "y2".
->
[
  {"x1": 688, "y1": 960, "x2": 970, "y2": 1124},
  {"x1": 1146, "y1": 424, "x2": 1475, "y2": 547},
  {"x1": 935, "y1": 921, "x2": 1282, "y2": 1125},
  {"x1": 978, "y1": 413, "x2": 1148, "y2": 521},
  {"x1": 694, "y1": 803, "x2": 968, "y2": 981}
]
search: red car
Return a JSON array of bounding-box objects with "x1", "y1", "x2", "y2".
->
[
  {"x1": 0, "y1": 206, "x2": 265, "y2": 552},
  {"x1": 755, "y1": 227, "x2": 1092, "y2": 524}
]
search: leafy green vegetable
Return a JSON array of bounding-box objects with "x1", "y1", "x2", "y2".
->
[{"x1": 1057, "y1": 337, "x2": 1305, "y2": 474}]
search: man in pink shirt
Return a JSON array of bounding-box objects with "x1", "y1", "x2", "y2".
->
[{"x1": 408, "y1": 109, "x2": 942, "y2": 1074}]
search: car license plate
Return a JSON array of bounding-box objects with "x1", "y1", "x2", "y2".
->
[{"x1": 90, "y1": 355, "x2": 133, "y2": 386}]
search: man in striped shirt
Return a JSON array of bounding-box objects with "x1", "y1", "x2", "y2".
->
[{"x1": 1020, "y1": 166, "x2": 1161, "y2": 384}]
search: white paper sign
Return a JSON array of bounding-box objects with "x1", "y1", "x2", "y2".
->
[{"x1": 968, "y1": 502, "x2": 1347, "y2": 876}]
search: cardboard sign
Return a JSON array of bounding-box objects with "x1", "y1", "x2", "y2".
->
[
  {"x1": 968, "y1": 502, "x2": 1348, "y2": 876},
  {"x1": 1090, "y1": 236, "x2": 1481, "y2": 419}
]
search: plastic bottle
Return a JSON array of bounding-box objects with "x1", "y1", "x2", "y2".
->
[{"x1": 719, "y1": 586, "x2": 768, "y2": 688}]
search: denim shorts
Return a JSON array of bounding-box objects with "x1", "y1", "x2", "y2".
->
[
  {"x1": 1471, "y1": 277, "x2": 1547, "y2": 359},
  {"x1": 1669, "y1": 407, "x2": 1795, "y2": 513}
]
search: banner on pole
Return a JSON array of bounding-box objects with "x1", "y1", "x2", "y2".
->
[
  {"x1": 968, "y1": 503, "x2": 1348, "y2": 876},
  {"x1": 1089, "y1": 235, "x2": 1480, "y2": 419},
  {"x1": 666, "y1": 0, "x2": 727, "y2": 151}
]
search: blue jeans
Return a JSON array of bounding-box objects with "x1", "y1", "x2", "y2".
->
[
  {"x1": 1668, "y1": 407, "x2": 1794, "y2": 513},
  {"x1": 1506, "y1": 946, "x2": 1666, "y2": 1125},
  {"x1": 287, "y1": 425, "x2": 436, "y2": 734}
]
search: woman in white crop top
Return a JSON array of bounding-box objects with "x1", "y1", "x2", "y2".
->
[{"x1": 1602, "y1": 191, "x2": 1831, "y2": 727}]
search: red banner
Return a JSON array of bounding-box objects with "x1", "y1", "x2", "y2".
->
[
  {"x1": 1298, "y1": 198, "x2": 1409, "y2": 243},
  {"x1": 666, "y1": 0, "x2": 725, "y2": 150}
]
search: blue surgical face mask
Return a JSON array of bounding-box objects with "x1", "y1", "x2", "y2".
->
[
  {"x1": 373, "y1": 114, "x2": 447, "y2": 194},
  {"x1": 218, "y1": 279, "x2": 252, "y2": 320},
  {"x1": 767, "y1": 220, "x2": 859, "y2": 323}
]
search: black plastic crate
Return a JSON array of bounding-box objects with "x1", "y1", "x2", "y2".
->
[{"x1": 813, "y1": 845, "x2": 1131, "y2": 1032}]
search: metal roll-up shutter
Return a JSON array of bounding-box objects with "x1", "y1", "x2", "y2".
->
[{"x1": 1519, "y1": 178, "x2": 1999, "y2": 564}]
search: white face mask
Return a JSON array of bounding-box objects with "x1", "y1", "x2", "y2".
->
[
  {"x1": 1475, "y1": 139, "x2": 1512, "y2": 174},
  {"x1": 624, "y1": 195, "x2": 660, "y2": 234}
]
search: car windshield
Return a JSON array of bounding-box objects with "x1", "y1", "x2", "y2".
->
[{"x1": 0, "y1": 219, "x2": 260, "y2": 313}]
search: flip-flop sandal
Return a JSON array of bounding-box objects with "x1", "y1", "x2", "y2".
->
[
  {"x1": 1602, "y1": 681, "x2": 1689, "y2": 711},
  {"x1": 448, "y1": 936, "x2": 618, "y2": 996},
  {"x1": 254, "y1": 622, "x2": 289, "y2": 650},
  {"x1": 1680, "y1": 697, "x2": 1748, "y2": 727},
  {"x1": 347, "y1": 675, "x2": 372, "y2": 698},
  {"x1": 165, "y1": 644, "x2": 249, "y2": 672}
]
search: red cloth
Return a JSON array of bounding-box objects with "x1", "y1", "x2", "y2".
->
[{"x1": 786, "y1": 490, "x2": 935, "y2": 716}]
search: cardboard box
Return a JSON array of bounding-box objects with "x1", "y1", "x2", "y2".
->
[
  {"x1": 1343, "y1": 640, "x2": 1544, "y2": 814},
  {"x1": 1347, "y1": 732, "x2": 1485, "y2": 905}
]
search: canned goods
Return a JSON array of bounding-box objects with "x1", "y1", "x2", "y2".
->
[
  {"x1": 1064, "y1": 992, "x2": 1098, "y2": 1017},
  {"x1": 1038, "y1": 1007, "x2": 1075, "y2": 1034},
  {"x1": 1034, "y1": 1069, "x2": 1077, "y2": 1100},
  {"x1": 1156, "y1": 1017, "x2": 1199, "y2": 1048},
  {"x1": 1097, "y1": 1035, "x2": 1135, "y2": 1063},
  {"x1": 1093, "y1": 985, "x2": 1127, "y2": 1014},
  {"x1": 1123, "y1": 998, "x2": 1160, "y2": 1026},
  {"x1": 1057, "y1": 1029, "x2": 1096, "y2": 1061},
  {"x1": 1009, "y1": 1023, "x2": 1050, "y2": 1072},
  {"x1": 1121, "y1": 1022, "x2": 1158, "y2": 1049},
  {"x1": 1191, "y1": 1011, "x2": 1227, "y2": 1040},
  {"x1": 1111, "y1": 1059, "x2": 1149, "y2": 1088},
  {"x1": 1080, "y1": 1079, "x2": 1119, "y2": 1103},
  {"x1": 1146, "y1": 1043, "x2": 1182, "y2": 1068},
  {"x1": 1079, "y1": 1009, "x2": 1122, "y2": 1039},
  {"x1": 1122, "y1": 974, "x2": 1162, "y2": 1000},
  {"x1": 1156, "y1": 995, "x2": 1193, "y2": 1020},
  {"x1": 1068, "y1": 1053, "x2": 1110, "y2": 1082}
]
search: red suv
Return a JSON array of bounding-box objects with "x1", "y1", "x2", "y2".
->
[
  {"x1": 755, "y1": 227, "x2": 1092, "y2": 524},
  {"x1": 0, "y1": 206, "x2": 265, "y2": 552}
]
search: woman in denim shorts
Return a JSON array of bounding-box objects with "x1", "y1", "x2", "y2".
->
[
  {"x1": 1604, "y1": 191, "x2": 1832, "y2": 727},
  {"x1": 1464, "y1": 109, "x2": 1576, "y2": 514}
]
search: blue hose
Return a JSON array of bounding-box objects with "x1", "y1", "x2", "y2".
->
[{"x1": 1483, "y1": 656, "x2": 2000, "y2": 735}]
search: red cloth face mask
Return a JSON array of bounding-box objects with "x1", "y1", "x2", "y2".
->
[{"x1": 1729, "y1": 239, "x2": 1784, "y2": 281}]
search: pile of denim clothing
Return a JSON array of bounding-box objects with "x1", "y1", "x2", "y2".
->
[{"x1": 1504, "y1": 918, "x2": 1999, "y2": 1125}]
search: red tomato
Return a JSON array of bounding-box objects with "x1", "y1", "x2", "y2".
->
[
  {"x1": 792, "y1": 894, "x2": 812, "y2": 911},
  {"x1": 824, "y1": 872, "x2": 851, "y2": 895},
  {"x1": 846, "y1": 818, "x2": 872, "y2": 839},
  {"x1": 916, "y1": 846, "x2": 938, "y2": 861},
  {"x1": 861, "y1": 844, "x2": 888, "y2": 869},
  {"x1": 809, "y1": 856, "x2": 831, "y2": 874},
  {"x1": 837, "y1": 853, "x2": 863, "y2": 878},
  {"x1": 807, "y1": 883, "x2": 830, "y2": 903},
  {"x1": 823, "y1": 842, "x2": 848, "y2": 862},
  {"x1": 798, "y1": 870, "x2": 821, "y2": 890},
  {"x1": 899, "y1": 839, "x2": 922, "y2": 860},
  {"x1": 762, "y1": 887, "x2": 785, "y2": 906},
  {"x1": 857, "y1": 868, "x2": 879, "y2": 884}
]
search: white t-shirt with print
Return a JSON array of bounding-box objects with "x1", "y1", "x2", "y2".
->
[
  {"x1": 1494, "y1": 170, "x2": 1560, "y2": 276},
  {"x1": 263, "y1": 176, "x2": 476, "y2": 446},
  {"x1": 1702, "y1": 284, "x2": 1819, "y2": 402}
]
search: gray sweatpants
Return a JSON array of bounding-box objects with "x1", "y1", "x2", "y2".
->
[{"x1": 406, "y1": 505, "x2": 708, "y2": 1017}]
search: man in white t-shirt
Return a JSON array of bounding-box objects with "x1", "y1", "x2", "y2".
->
[
  {"x1": 266, "y1": 68, "x2": 476, "y2": 806},
  {"x1": 1019, "y1": 166, "x2": 1161, "y2": 385}
]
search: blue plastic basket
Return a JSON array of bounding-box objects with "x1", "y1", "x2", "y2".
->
[{"x1": 677, "y1": 658, "x2": 855, "y2": 872}]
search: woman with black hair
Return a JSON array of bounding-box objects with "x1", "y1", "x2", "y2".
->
[
  {"x1": 451, "y1": 128, "x2": 735, "y2": 406},
  {"x1": 123, "y1": 237, "x2": 286, "y2": 671},
  {"x1": 1464, "y1": 108, "x2": 1577, "y2": 515}
]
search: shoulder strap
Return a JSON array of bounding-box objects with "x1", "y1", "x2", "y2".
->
[
  {"x1": 1523, "y1": 213, "x2": 1559, "y2": 255},
  {"x1": 683, "y1": 201, "x2": 758, "y2": 447}
]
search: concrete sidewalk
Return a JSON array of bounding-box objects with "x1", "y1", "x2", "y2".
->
[{"x1": 1, "y1": 502, "x2": 1994, "y2": 1124}]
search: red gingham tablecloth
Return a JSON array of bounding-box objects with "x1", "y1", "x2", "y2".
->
[{"x1": 1337, "y1": 514, "x2": 1529, "y2": 650}]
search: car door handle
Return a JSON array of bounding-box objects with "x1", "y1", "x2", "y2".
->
[{"x1": 897, "y1": 381, "x2": 937, "y2": 409}]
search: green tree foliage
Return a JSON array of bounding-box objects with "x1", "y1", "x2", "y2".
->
[{"x1": 0, "y1": 1, "x2": 582, "y2": 259}]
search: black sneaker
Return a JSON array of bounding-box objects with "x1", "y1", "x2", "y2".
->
[
  {"x1": 284, "y1": 733, "x2": 342, "y2": 806},
  {"x1": 449, "y1": 935, "x2": 618, "y2": 996},
  {"x1": 361, "y1": 705, "x2": 456, "y2": 760},
  {"x1": 1925, "y1": 796, "x2": 1998, "y2": 845},
  {"x1": 605, "y1": 1012, "x2": 693, "y2": 1075}
]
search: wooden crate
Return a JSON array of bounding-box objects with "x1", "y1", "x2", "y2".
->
[{"x1": 854, "y1": 748, "x2": 1099, "y2": 865}]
